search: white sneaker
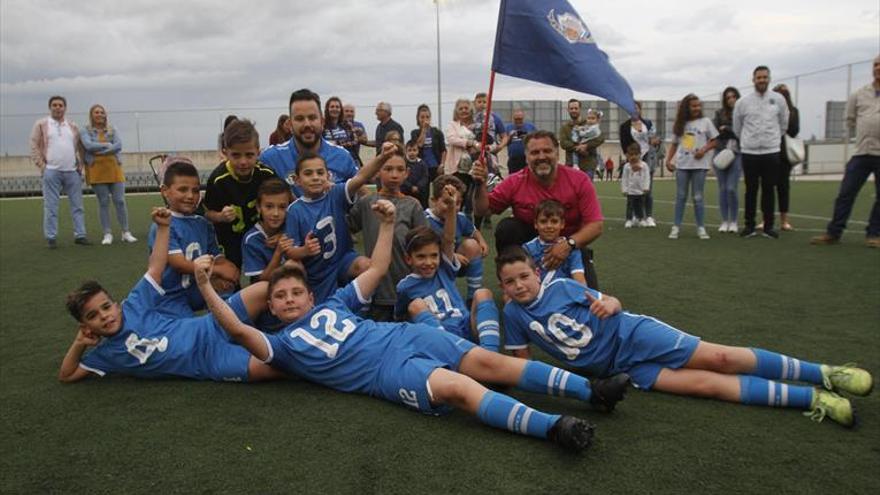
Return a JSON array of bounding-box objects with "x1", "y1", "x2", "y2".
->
[
  {"x1": 624, "y1": 220, "x2": 633, "y2": 229},
  {"x1": 101, "y1": 233, "x2": 113, "y2": 245},
  {"x1": 718, "y1": 222, "x2": 729, "y2": 233},
  {"x1": 727, "y1": 223, "x2": 738, "y2": 234},
  {"x1": 645, "y1": 217, "x2": 657, "y2": 228},
  {"x1": 697, "y1": 227, "x2": 710, "y2": 240},
  {"x1": 668, "y1": 226, "x2": 680, "y2": 239},
  {"x1": 637, "y1": 219, "x2": 648, "y2": 228},
  {"x1": 121, "y1": 231, "x2": 138, "y2": 243}
]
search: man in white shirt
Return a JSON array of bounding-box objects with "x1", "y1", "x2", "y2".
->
[{"x1": 29, "y1": 95, "x2": 90, "y2": 248}]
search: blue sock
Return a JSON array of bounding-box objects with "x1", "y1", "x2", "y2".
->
[
  {"x1": 474, "y1": 299, "x2": 500, "y2": 352},
  {"x1": 751, "y1": 348, "x2": 823, "y2": 384},
  {"x1": 516, "y1": 361, "x2": 592, "y2": 401},
  {"x1": 412, "y1": 309, "x2": 443, "y2": 331},
  {"x1": 739, "y1": 375, "x2": 814, "y2": 409},
  {"x1": 476, "y1": 391, "x2": 560, "y2": 439},
  {"x1": 465, "y1": 256, "x2": 483, "y2": 300}
]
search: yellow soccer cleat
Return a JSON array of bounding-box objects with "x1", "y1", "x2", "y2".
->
[
  {"x1": 805, "y1": 389, "x2": 854, "y2": 428},
  {"x1": 821, "y1": 364, "x2": 874, "y2": 397}
]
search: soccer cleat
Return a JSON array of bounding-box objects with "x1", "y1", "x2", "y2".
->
[
  {"x1": 589, "y1": 373, "x2": 631, "y2": 412},
  {"x1": 624, "y1": 220, "x2": 633, "y2": 229},
  {"x1": 821, "y1": 364, "x2": 873, "y2": 396},
  {"x1": 740, "y1": 227, "x2": 758, "y2": 238},
  {"x1": 668, "y1": 226, "x2": 680, "y2": 239},
  {"x1": 762, "y1": 228, "x2": 779, "y2": 239},
  {"x1": 121, "y1": 231, "x2": 138, "y2": 243},
  {"x1": 810, "y1": 233, "x2": 840, "y2": 245},
  {"x1": 548, "y1": 415, "x2": 595, "y2": 452},
  {"x1": 805, "y1": 389, "x2": 854, "y2": 427},
  {"x1": 102, "y1": 233, "x2": 113, "y2": 245},
  {"x1": 697, "y1": 227, "x2": 710, "y2": 240}
]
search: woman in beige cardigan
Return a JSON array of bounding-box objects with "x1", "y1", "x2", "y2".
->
[{"x1": 442, "y1": 98, "x2": 479, "y2": 175}]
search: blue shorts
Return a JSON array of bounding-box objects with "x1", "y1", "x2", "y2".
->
[
  {"x1": 373, "y1": 324, "x2": 477, "y2": 415},
  {"x1": 309, "y1": 250, "x2": 360, "y2": 301},
  {"x1": 201, "y1": 293, "x2": 253, "y2": 382},
  {"x1": 610, "y1": 315, "x2": 700, "y2": 390}
]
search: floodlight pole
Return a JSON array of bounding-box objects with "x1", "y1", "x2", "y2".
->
[{"x1": 435, "y1": 1, "x2": 443, "y2": 126}]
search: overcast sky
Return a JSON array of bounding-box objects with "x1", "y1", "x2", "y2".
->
[{"x1": 1, "y1": 0, "x2": 878, "y2": 155}]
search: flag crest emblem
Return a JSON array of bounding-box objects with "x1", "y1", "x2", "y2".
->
[{"x1": 547, "y1": 9, "x2": 593, "y2": 44}]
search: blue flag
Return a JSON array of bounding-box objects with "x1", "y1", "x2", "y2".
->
[{"x1": 491, "y1": 0, "x2": 636, "y2": 115}]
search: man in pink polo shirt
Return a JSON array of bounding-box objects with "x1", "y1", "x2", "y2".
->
[{"x1": 474, "y1": 129, "x2": 603, "y2": 288}]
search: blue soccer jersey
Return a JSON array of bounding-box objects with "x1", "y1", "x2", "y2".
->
[
  {"x1": 79, "y1": 275, "x2": 252, "y2": 381},
  {"x1": 424, "y1": 209, "x2": 475, "y2": 249},
  {"x1": 395, "y1": 254, "x2": 470, "y2": 339},
  {"x1": 259, "y1": 138, "x2": 358, "y2": 197},
  {"x1": 285, "y1": 181, "x2": 358, "y2": 300},
  {"x1": 147, "y1": 212, "x2": 223, "y2": 317},
  {"x1": 503, "y1": 278, "x2": 700, "y2": 389},
  {"x1": 261, "y1": 280, "x2": 476, "y2": 413},
  {"x1": 522, "y1": 237, "x2": 585, "y2": 285},
  {"x1": 242, "y1": 223, "x2": 277, "y2": 279}
]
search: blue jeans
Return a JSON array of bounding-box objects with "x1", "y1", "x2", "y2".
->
[
  {"x1": 713, "y1": 153, "x2": 742, "y2": 223},
  {"x1": 92, "y1": 182, "x2": 130, "y2": 233},
  {"x1": 826, "y1": 154, "x2": 880, "y2": 238},
  {"x1": 674, "y1": 169, "x2": 707, "y2": 227},
  {"x1": 42, "y1": 169, "x2": 86, "y2": 240}
]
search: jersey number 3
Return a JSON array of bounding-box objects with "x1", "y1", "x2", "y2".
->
[{"x1": 289, "y1": 309, "x2": 355, "y2": 359}]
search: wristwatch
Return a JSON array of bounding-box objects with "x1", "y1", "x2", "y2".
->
[{"x1": 564, "y1": 236, "x2": 576, "y2": 249}]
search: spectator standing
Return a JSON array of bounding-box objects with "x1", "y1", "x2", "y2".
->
[
  {"x1": 505, "y1": 108, "x2": 537, "y2": 175},
  {"x1": 372, "y1": 101, "x2": 404, "y2": 155},
  {"x1": 269, "y1": 114, "x2": 292, "y2": 146},
  {"x1": 621, "y1": 143, "x2": 651, "y2": 228},
  {"x1": 712, "y1": 87, "x2": 743, "y2": 233},
  {"x1": 444, "y1": 98, "x2": 479, "y2": 175},
  {"x1": 473, "y1": 130, "x2": 603, "y2": 289},
  {"x1": 811, "y1": 55, "x2": 880, "y2": 248},
  {"x1": 764, "y1": 84, "x2": 800, "y2": 231},
  {"x1": 30, "y1": 95, "x2": 90, "y2": 248},
  {"x1": 343, "y1": 104, "x2": 368, "y2": 166},
  {"x1": 473, "y1": 92, "x2": 509, "y2": 175},
  {"x1": 619, "y1": 101, "x2": 658, "y2": 226},
  {"x1": 665, "y1": 94, "x2": 718, "y2": 240},
  {"x1": 323, "y1": 96, "x2": 356, "y2": 151},
  {"x1": 558, "y1": 98, "x2": 585, "y2": 167},
  {"x1": 79, "y1": 104, "x2": 136, "y2": 245},
  {"x1": 410, "y1": 104, "x2": 446, "y2": 186},
  {"x1": 569, "y1": 108, "x2": 605, "y2": 180},
  {"x1": 734, "y1": 65, "x2": 789, "y2": 239}
]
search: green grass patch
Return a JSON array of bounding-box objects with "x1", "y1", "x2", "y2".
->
[{"x1": 1, "y1": 179, "x2": 878, "y2": 493}]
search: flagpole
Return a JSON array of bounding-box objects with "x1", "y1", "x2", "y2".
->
[{"x1": 479, "y1": 70, "x2": 497, "y2": 164}]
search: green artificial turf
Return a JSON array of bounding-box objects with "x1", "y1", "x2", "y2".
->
[{"x1": 1, "y1": 178, "x2": 878, "y2": 494}]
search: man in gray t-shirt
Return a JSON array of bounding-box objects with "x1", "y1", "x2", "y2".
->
[{"x1": 733, "y1": 65, "x2": 789, "y2": 238}]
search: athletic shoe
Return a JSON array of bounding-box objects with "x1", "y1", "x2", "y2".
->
[
  {"x1": 588, "y1": 373, "x2": 631, "y2": 412},
  {"x1": 740, "y1": 227, "x2": 758, "y2": 238},
  {"x1": 548, "y1": 415, "x2": 595, "y2": 452},
  {"x1": 762, "y1": 228, "x2": 779, "y2": 239},
  {"x1": 822, "y1": 364, "x2": 874, "y2": 396},
  {"x1": 638, "y1": 220, "x2": 649, "y2": 228},
  {"x1": 102, "y1": 233, "x2": 113, "y2": 245},
  {"x1": 668, "y1": 226, "x2": 679, "y2": 239},
  {"x1": 805, "y1": 389, "x2": 854, "y2": 427},
  {"x1": 866, "y1": 236, "x2": 880, "y2": 248},
  {"x1": 697, "y1": 227, "x2": 710, "y2": 240},
  {"x1": 624, "y1": 220, "x2": 633, "y2": 229},
  {"x1": 74, "y1": 237, "x2": 92, "y2": 246},
  {"x1": 47, "y1": 238, "x2": 57, "y2": 249},
  {"x1": 728, "y1": 223, "x2": 738, "y2": 234},
  {"x1": 645, "y1": 217, "x2": 657, "y2": 228},
  {"x1": 810, "y1": 234, "x2": 840, "y2": 245},
  {"x1": 121, "y1": 231, "x2": 138, "y2": 243},
  {"x1": 756, "y1": 222, "x2": 764, "y2": 230},
  {"x1": 718, "y1": 222, "x2": 729, "y2": 233}
]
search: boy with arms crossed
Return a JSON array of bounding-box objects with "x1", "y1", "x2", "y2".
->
[
  {"x1": 195, "y1": 200, "x2": 630, "y2": 453},
  {"x1": 496, "y1": 246, "x2": 872, "y2": 427},
  {"x1": 59, "y1": 207, "x2": 280, "y2": 383}
]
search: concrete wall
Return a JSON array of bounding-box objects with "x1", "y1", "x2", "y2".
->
[{"x1": 0, "y1": 150, "x2": 226, "y2": 178}]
